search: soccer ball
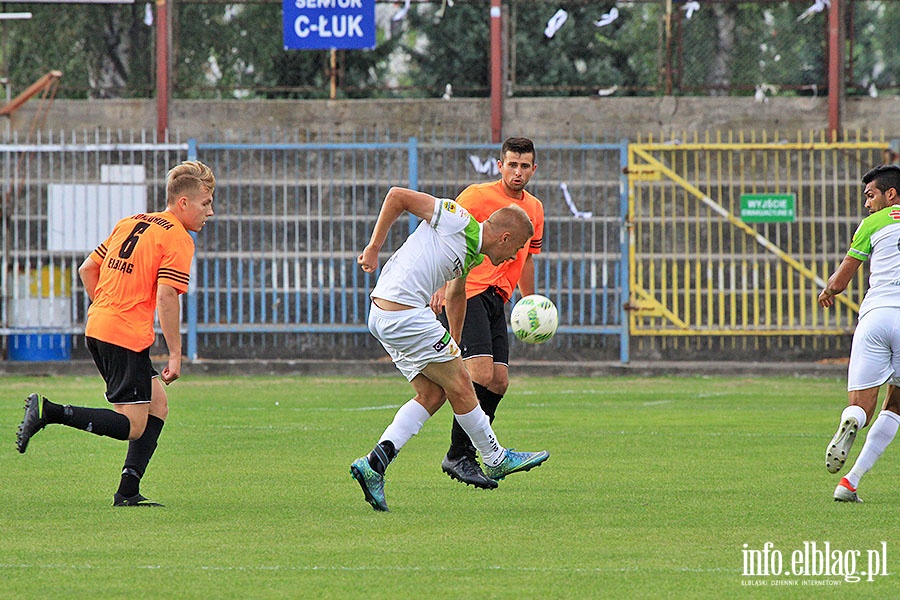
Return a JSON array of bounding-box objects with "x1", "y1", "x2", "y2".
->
[{"x1": 510, "y1": 294, "x2": 558, "y2": 344}]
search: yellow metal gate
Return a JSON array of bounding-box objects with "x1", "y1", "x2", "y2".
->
[{"x1": 626, "y1": 131, "x2": 888, "y2": 353}]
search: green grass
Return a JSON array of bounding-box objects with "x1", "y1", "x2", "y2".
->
[{"x1": 2, "y1": 373, "x2": 899, "y2": 598}]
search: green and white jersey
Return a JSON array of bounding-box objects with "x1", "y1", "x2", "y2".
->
[
  {"x1": 371, "y1": 198, "x2": 484, "y2": 308},
  {"x1": 848, "y1": 205, "x2": 900, "y2": 318}
]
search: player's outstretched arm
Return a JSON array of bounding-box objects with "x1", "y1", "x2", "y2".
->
[
  {"x1": 358, "y1": 187, "x2": 437, "y2": 273},
  {"x1": 818, "y1": 255, "x2": 863, "y2": 308},
  {"x1": 445, "y1": 277, "x2": 467, "y2": 343}
]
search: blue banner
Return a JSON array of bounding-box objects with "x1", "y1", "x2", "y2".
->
[{"x1": 283, "y1": 0, "x2": 376, "y2": 50}]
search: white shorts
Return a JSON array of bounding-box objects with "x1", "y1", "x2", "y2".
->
[
  {"x1": 847, "y1": 307, "x2": 900, "y2": 391},
  {"x1": 368, "y1": 303, "x2": 460, "y2": 381}
]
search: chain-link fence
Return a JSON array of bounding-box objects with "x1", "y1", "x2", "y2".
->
[{"x1": 1, "y1": 0, "x2": 897, "y2": 100}]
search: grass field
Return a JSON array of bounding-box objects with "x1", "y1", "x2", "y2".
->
[{"x1": 2, "y1": 372, "x2": 899, "y2": 598}]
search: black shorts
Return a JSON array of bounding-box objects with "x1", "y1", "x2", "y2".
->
[
  {"x1": 86, "y1": 337, "x2": 158, "y2": 404},
  {"x1": 440, "y1": 287, "x2": 509, "y2": 365}
]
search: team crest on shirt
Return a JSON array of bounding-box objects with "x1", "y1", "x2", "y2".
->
[
  {"x1": 442, "y1": 200, "x2": 470, "y2": 220},
  {"x1": 432, "y1": 331, "x2": 460, "y2": 356}
]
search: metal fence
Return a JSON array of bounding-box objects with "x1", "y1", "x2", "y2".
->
[
  {"x1": 0, "y1": 133, "x2": 628, "y2": 362},
  {"x1": 4, "y1": 0, "x2": 898, "y2": 100},
  {"x1": 627, "y1": 129, "x2": 888, "y2": 359},
  {"x1": 6, "y1": 130, "x2": 894, "y2": 363}
]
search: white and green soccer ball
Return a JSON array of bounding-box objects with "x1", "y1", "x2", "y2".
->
[{"x1": 510, "y1": 294, "x2": 558, "y2": 344}]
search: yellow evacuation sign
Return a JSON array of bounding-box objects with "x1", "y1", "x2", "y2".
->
[{"x1": 740, "y1": 193, "x2": 796, "y2": 223}]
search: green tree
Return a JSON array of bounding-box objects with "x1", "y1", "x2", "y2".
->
[
  {"x1": 173, "y1": 4, "x2": 397, "y2": 99},
  {"x1": 2, "y1": 5, "x2": 152, "y2": 99},
  {"x1": 404, "y1": 2, "x2": 490, "y2": 97},
  {"x1": 512, "y1": 2, "x2": 665, "y2": 97},
  {"x1": 850, "y1": 0, "x2": 900, "y2": 96},
  {"x1": 1, "y1": 0, "x2": 895, "y2": 102},
  {"x1": 174, "y1": 4, "x2": 276, "y2": 98},
  {"x1": 402, "y1": 1, "x2": 661, "y2": 98}
]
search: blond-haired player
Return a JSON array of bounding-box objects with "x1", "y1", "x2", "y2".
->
[{"x1": 16, "y1": 160, "x2": 215, "y2": 507}]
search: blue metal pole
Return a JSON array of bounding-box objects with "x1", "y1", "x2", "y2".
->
[
  {"x1": 186, "y1": 138, "x2": 199, "y2": 360},
  {"x1": 618, "y1": 139, "x2": 630, "y2": 364}
]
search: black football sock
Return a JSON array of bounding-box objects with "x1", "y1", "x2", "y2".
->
[
  {"x1": 117, "y1": 469, "x2": 142, "y2": 498},
  {"x1": 448, "y1": 419, "x2": 474, "y2": 460},
  {"x1": 447, "y1": 383, "x2": 504, "y2": 459},
  {"x1": 59, "y1": 405, "x2": 131, "y2": 440},
  {"x1": 117, "y1": 415, "x2": 165, "y2": 497},
  {"x1": 42, "y1": 398, "x2": 65, "y2": 423},
  {"x1": 474, "y1": 383, "x2": 504, "y2": 422},
  {"x1": 367, "y1": 440, "x2": 397, "y2": 476}
]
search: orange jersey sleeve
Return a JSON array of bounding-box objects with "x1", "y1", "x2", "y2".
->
[
  {"x1": 456, "y1": 180, "x2": 544, "y2": 301},
  {"x1": 85, "y1": 211, "x2": 194, "y2": 351}
]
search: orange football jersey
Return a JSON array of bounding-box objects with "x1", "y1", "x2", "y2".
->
[
  {"x1": 456, "y1": 180, "x2": 544, "y2": 301},
  {"x1": 85, "y1": 211, "x2": 194, "y2": 352}
]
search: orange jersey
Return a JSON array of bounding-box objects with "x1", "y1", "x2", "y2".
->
[
  {"x1": 85, "y1": 211, "x2": 194, "y2": 352},
  {"x1": 456, "y1": 179, "x2": 544, "y2": 301}
]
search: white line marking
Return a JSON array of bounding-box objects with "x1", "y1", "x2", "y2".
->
[{"x1": 0, "y1": 563, "x2": 741, "y2": 574}]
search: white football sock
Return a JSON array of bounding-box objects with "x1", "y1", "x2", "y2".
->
[
  {"x1": 379, "y1": 399, "x2": 431, "y2": 451},
  {"x1": 846, "y1": 410, "x2": 900, "y2": 489},
  {"x1": 841, "y1": 405, "x2": 868, "y2": 429},
  {"x1": 454, "y1": 405, "x2": 506, "y2": 466}
]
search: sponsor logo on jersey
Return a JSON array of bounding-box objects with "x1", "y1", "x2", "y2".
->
[
  {"x1": 433, "y1": 331, "x2": 453, "y2": 353},
  {"x1": 442, "y1": 200, "x2": 470, "y2": 220},
  {"x1": 107, "y1": 257, "x2": 134, "y2": 274},
  {"x1": 890, "y1": 209, "x2": 900, "y2": 220}
]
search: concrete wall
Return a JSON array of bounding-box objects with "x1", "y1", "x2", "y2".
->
[{"x1": 6, "y1": 97, "x2": 899, "y2": 143}]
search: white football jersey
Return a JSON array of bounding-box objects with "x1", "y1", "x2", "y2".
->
[
  {"x1": 848, "y1": 206, "x2": 900, "y2": 319},
  {"x1": 371, "y1": 198, "x2": 484, "y2": 308}
]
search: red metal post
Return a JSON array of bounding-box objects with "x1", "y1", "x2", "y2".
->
[
  {"x1": 827, "y1": 0, "x2": 843, "y2": 140},
  {"x1": 489, "y1": 0, "x2": 502, "y2": 144},
  {"x1": 156, "y1": 0, "x2": 169, "y2": 140}
]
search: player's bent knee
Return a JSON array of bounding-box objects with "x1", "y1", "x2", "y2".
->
[
  {"x1": 467, "y1": 368, "x2": 494, "y2": 388},
  {"x1": 446, "y1": 381, "x2": 479, "y2": 413},
  {"x1": 449, "y1": 371, "x2": 475, "y2": 395},
  {"x1": 127, "y1": 422, "x2": 147, "y2": 441},
  {"x1": 446, "y1": 394, "x2": 478, "y2": 415},
  {"x1": 116, "y1": 406, "x2": 151, "y2": 440},
  {"x1": 414, "y1": 392, "x2": 445, "y2": 414}
]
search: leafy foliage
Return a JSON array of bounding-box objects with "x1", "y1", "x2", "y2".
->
[
  {"x1": 403, "y1": 3, "x2": 490, "y2": 97},
  {"x1": 3, "y1": 5, "x2": 152, "y2": 99},
  {"x1": 509, "y1": 3, "x2": 657, "y2": 97},
  {"x1": 0, "y1": 0, "x2": 896, "y2": 100},
  {"x1": 174, "y1": 5, "x2": 397, "y2": 99},
  {"x1": 679, "y1": 2, "x2": 826, "y2": 94},
  {"x1": 850, "y1": 0, "x2": 900, "y2": 96}
]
